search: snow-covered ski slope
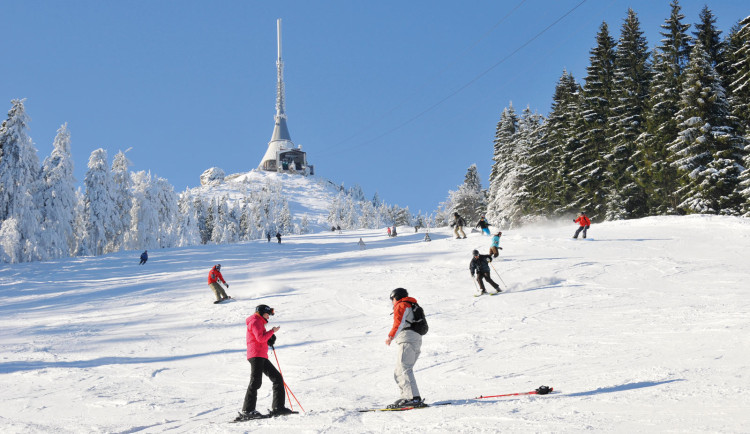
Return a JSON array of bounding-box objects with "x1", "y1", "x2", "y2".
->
[{"x1": 1, "y1": 215, "x2": 748, "y2": 433}]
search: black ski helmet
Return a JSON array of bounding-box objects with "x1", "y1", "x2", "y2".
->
[
  {"x1": 256, "y1": 304, "x2": 274, "y2": 316},
  {"x1": 390, "y1": 287, "x2": 408, "y2": 301},
  {"x1": 472, "y1": 249, "x2": 479, "y2": 256},
  {"x1": 215, "y1": 264, "x2": 221, "y2": 270}
]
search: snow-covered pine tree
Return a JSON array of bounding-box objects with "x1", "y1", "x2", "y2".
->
[
  {"x1": 668, "y1": 40, "x2": 745, "y2": 214},
  {"x1": 279, "y1": 200, "x2": 292, "y2": 234},
  {"x1": 38, "y1": 123, "x2": 77, "y2": 259},
  {"x1": 486, "y1": 104, "x2": 518, "y2": 226},
  {"x1": 193, "y1": 196, "x2": 210, "y2": 244},
  {"x1": 83, "y1": 148, "x2": 119, "y2": 256},
  {"x1": 693, "y1": 6, "x2": 726, "y2": 69},
  {"x1": 175, "y1": 189, "x2": 201, "y2": 246},
  {"x1": 110, "y1": 150, "x2": 133, "y2": 251},
  {"x1": 635, "y1": 1, "x2": 692, "y2": 214},
  {"x1": 513, "y1": 107, "x2": 543, "y2": 225},
  {"x1": 571, "y1": 22, "x2": 617, "y2": 220},
  {"x1": 606, "y1": 8, "x2": 651, "y2": 219},
  {"x1": 725, "y1": 16, "x2": 750, "y2": 136},
  {"x1": 129, "y1": 170, "x2": 159, "y2": 250},
  {"x1": 0, "y1": 99, "x2": 43, "y2": 262},
  {"x1": 155, "y1": 176, "x2": 179, "y2": 247},
  {"x1": 533, "y1": 70, "x2": 580, "y2": 217},
  {"x1": 449, "y1": 164, "x2": 486, "y2": 223}
]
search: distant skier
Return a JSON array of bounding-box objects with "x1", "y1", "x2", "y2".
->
[
  {"x1": 424, "y1": 233, "x2": 431, "y2": 242},
  {"x1": 470, "y1": 250, "x2": 501, "y2": 294},
  {"x1": 387, "y1": 227, "x2": 392, "y2": 237},
  {"x1": 386, "y1": 288, "x2": 426, "y2": 409},
  {"x1": 489, "y1": 231, "x2": 503, "y2": 258},
  {"x1": 573, "y1": 212, "x2": 591, "y2": 239},
  {"x1": 451, "y1": 212, "x2": 466, "y2": 239},
  {"x1": 476, "y1": 216, "x2": 491, "y2": 236},
  {"x1": 391, "y1": 226, "x2": 398, "y2": 237},
  {"x1": 208, "y1": 264, "x2": 231, "y2": 303},
  {"x1": 139, "y1": 250, "x2": 148, "y2": 265},
  {"x1": 267, "y1": 232, "x2": 271, "y2": 242},
  {"x1": 358, "y1": 238, "x2": 366, "y2": 250},
  {"x1": 234, "y1": 304, "x2": 294, "y2": 421},
  {"x1": 276, "y1": 232, "x2": 282, "y2": 244}
]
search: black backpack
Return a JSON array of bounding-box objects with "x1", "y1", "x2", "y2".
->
[{"x1": 406, "y1": 302, "x2": 429, "y2": 335}]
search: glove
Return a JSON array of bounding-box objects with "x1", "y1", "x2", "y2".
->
[
  {"x1": 225, "y1": 283, "x2": 229, "y2": 288},
  {"x1": 470, "y1": 273, "x2": 475, "y2": 278},
  {"x1": 268, "y1": 334, "x2": 277, "y2": 348},
  {"x1": 573, "y1": 219, "x2": 576, "y2": 223},
  {"x1": 499, "y1": 247, "x2": 503, "y2": 250}
]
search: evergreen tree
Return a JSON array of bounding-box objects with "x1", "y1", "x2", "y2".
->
[
  {"x1": 175, "y1": 189, "x2": 201, "y2": 246},
  {"x1": 129, "y1": 170, "x2": 159, "y2": 249},
  {"x1": 110, "y1": 150, "x2": 133, "y2": 251},
  {"x1": 486, "y1": 104, "x2": 518, "y2": 226},
  {"x1": 693, "y1": 6, "x2": 725, "y2": 68},
  {"x1": 0, "y1": 99, "x2": 43, "y2": 262},
  {"x1": 83, "y1": 149, "x2": 118, "y2": 255},
  {"x1": 38, "y1": 123, "x2": 77, "y2": 259},
  {"x1": 635, "y1": 1, "x2": 692, "y2": 214},
  {"x1": 725, "y1": 16, "x2": 750, "y2": 136},
  {"x1": 572, "y1": 22, "x2": 617, "y2": 220},
  {"x1": 668, "y1": 41, "x2": 745, "y2": 214},
  {"x1": 534, "y1": 70, "x2": 580, "y2": 216},
  {"x1": 449, "y1": 164, "x2": 486, "y2": 223},
  {"x1": 606, "y1": 8, "x2": 651, "y2": 219},
  {"x1": 155, "y1": 176, "x2": 179, "y2": 247}
]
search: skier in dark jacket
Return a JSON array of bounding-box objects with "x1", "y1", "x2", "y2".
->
[
  {"x1": 139, "y1": 250, "x2": 148, "y2": 265},
  {"x1": 451, "y1": 212, "x2": 466, "y2": 239},
  {"x1": 276, "y1": 232, "x2": 282, "y2": 243},
  {"x1": 470, "y1": 249, "x2": 501, "y2": 294}
]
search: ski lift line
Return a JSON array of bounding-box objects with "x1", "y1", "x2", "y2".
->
[
  {"x1": 316, "y1": 0, "x2": 529, "y2": 157},
  {"x1": 327, "y1": 0, "x2": 589, "y2": 154}
]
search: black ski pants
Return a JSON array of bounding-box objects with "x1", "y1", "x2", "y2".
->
[
  {"x1": 242, "y1": 357, "x2": 285, "y2": 412},
  {"x1": 476, "y1": 271, "x2": 499, "y2": 291},
  {"x1": 574, "y1": 225, "x2": 589, "y2": 239}
]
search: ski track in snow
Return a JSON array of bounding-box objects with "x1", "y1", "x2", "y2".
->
[{"x1": 1, "y1": 215, "x2": 750, "y2": 432}]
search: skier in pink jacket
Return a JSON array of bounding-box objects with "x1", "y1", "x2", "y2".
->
[{"x1": 235, "y1": 305, "x2": 294, "y2": 421}]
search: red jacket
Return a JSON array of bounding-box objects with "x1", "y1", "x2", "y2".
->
[
  {"x1": 388, "y1": 296, "x2": 418, "y2": 338},
  {"x1": 575, "y1": 215, "x2": 591, "y2": 227},
  {"x1": 246, "y1": 313, "x2": 275, "y2": 359},
  {"x1": 208, "y1": 266, "x2": 226, "y2": 285}
]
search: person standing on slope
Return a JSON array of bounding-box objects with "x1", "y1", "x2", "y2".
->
[
  {"x1": 235, "y1": 304, "x2": 294, "y2": 421},
  {"x1": 476, "y1": 216, "x2": 491, "y2": 236},
  {"x1": 208, "y1": 264, "x2": 231, "y2": 303},
  {"x1": 573, "y1": 212, "x2": 591, "y2": 239},
  {"x1": 276, "y1": 232, "x2": 282, "y2": 244},
  {"x1": 470, "y1": 250, "x2": 501, "y2": 294},
  {"x1": 489, "y1": 231, "x2": 503, "y2": 258},
  {"x1": 451, "y1": 212, "x2": 467, "y2": 239},
  {"x1": 386, "y1": 288, "x2": 426, "y2": 409},
  {"x1": 139, "y1": 250, "x2": 148, "y2": 265}
]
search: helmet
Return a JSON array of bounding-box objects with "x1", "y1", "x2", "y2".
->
[
  {"x1": 390, "y1": 287, "x2": 408, "y2": 301},
  {"x1": 472, "y1": 249, "x2": 479, "y2": 256},
  {"x1": 256, "y1": 304, "x2": 275, "y2": 316},
  {"x1": 215, "y1": 264, "x2": 221, "y2": 270}
]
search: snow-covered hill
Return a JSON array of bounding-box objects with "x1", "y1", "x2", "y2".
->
[
  {"x1": 1, "y1": 215, "x2": 749, "y2": 433},
  {"x1": 190, "y1": 170, "x2": 344, "y2": 229}
]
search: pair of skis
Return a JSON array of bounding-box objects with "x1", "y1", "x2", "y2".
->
[{"x1": 359, "y1": 386, "x2": 554, "y2": 412}]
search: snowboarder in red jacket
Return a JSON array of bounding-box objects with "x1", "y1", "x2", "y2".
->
[
  {"x1": 573, "y1": 212, "x2": 591, "y2": 239},
  {"x1": 207, "y1": 264, "x2": 230, "y2": 303}
]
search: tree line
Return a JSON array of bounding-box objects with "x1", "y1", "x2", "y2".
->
[{"x1": 484, "y1": 3, "x2": 750, "y2": 227}]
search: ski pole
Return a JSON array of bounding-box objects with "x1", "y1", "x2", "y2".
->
[
  {"x1": 489, "y1": 262, "x2": 507, "y2": 288},
  {"x1": 271, "y1": 346, "x2": 306, "y2": 412},
  {"x1": 471, "y1": 274, "x2": 480, "y2": 295}
]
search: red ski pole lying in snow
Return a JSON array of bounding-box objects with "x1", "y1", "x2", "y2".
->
[
  {"x1": 477, "y1": 386, "x2": 553, "y2": 399},
  {"x1": 271, "y1": 346, "x2": 305, "y2": 412}
]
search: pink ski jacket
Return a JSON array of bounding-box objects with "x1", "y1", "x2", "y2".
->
[{"x1": 246, "y1": 313, "x2": 275, "y2": 359}]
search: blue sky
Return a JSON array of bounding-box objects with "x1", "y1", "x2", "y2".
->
[{"x1": 2, "y1": 1, "x2": 747, "y2": 215}]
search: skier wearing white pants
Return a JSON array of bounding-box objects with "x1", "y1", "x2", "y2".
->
[{"x1": 386, "y1": 288, "x2": 424, "y2": 408}]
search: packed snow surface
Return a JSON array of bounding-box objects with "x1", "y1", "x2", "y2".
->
[{"x1": 1, "y1": 215, "x2": 749, "y2": 433}]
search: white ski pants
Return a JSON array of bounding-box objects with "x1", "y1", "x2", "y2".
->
[{"x1": 394, "y1": 331, "x2": 422, "y2": 399}]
